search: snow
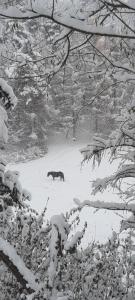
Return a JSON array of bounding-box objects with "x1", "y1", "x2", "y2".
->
[
  {"x1": 0, "y1": 1, "x2": 135, "y2": 39},
  {"x1": 64, "y1": 231, "x2": 83, "y2": 251},
  {"x1": 0, "y1": 6, "x2": 39, "y2": 19},
  {"x1": 74, "y1": 199, "x2": 135, "y2": 212},
  {"x1": 29, "y1": 132, "x2": 38, "y2": 140},
  {"x1": 8, "y1": 141, "x2": 126, "y2": 248},
  {"x1": 0, "y1": 237, "x2": 39, "y2": 291},
  {"x1": 4, "y1": 169, "x2": 21, "y2": 191},
  {"x1": 0, "y1": 80, "x2": 16, "y2": 144},
  {"x1": 0, "y1": 78, "x2": 17, "y2": 107},
  {"x1": 0, "y1": 158, "x2": 6, "y2": 181},
  {"x1": 121, "y1": 0, "x2": 135, "y2": 9},
  {"x1": 54, "y1": 28, "x2": 71, "y2": 44},
  {"x1": 0, "y1": 106, "x2": 8, "y2": 144},
  {"x1": 50, "y1": 214, "x2": 69, "y2": 241}
]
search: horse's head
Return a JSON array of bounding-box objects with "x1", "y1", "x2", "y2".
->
[{"x1": 47, "y1": 172, "x2": 50, "y2": 177}]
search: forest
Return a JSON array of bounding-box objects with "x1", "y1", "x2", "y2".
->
[{"x1": 0, "y1": 1, "x2": 135, "y2": 299}]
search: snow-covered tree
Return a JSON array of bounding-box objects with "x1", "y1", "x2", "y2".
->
[
  {"x1": 0, "y1": 1, "x2": 134, "y2": 143},
  {"x1": 0, "y1": 1, "x2": 135, "y2": 300},
  {"x1": 0, "y1": 78, "x2": 17, "y2": 149},
  {"x1": 1, "y1": 20, "x2": 50, "y2": 153}
]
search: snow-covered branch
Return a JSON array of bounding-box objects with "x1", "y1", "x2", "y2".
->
[
  {"x1": 0, "y1": 1, "x2": 135, "y2": 39},
  {"x1": 0, "y1": 79, "x2": 17, "y2": 146},
  {"x1": 0, "y1": 237, "x2": 39, "y2": 293},
  {"x1": 0, "y1": 78, "x2": 17, "y2": 110},
  {"x1": 73, "y1": 198, "x2": 135, "y2": 212},
  {"x1": 91, "y1": 164, "x2": 135, "y2": 194},
  {"x1": 81, "y1": 123, "x2": 135, "y2": 165}
]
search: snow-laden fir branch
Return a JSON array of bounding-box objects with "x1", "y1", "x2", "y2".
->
[{"x1": 91, "y1": 164, "x2": 135, "y2": 194}]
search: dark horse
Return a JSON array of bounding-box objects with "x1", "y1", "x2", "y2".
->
[{"x1": 47, "y1": 171, "x2": 64, "y2": 181}]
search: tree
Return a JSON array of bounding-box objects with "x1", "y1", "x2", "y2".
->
[
  {"x1": 0, "y1": 1, "x2": 135, "y2": 143},
  {"x1": 0, "y1": 18, "x2": 60, "y2": 157},
  {"x1": 0, "y1": 1, "x2": 135, "y2": 299},
  {"x1": 0, "y1": 78, "x2": 17, "y2": 149},
  {"x1": 76, "y1": 100, "x2": 135, "y2": 244}
]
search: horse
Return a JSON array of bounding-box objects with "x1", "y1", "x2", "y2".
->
[{"x1": 47, "y1": 171, "x2": 64, "y2": 181}]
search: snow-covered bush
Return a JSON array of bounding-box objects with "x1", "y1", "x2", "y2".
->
[{"x1": 0, "y1": 163, "x2": 88, "y2": 299}]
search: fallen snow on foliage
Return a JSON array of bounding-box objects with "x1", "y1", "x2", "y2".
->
[
  {"x1": 64, "y1": 231, "x2": 83, "y2": 251},
  {"x1": 48, "y1": 214, "x2": 69, "y2": 286},
  {"x1": 0, "y1": 106, "x2": 8, "y2": 144},
  {"x1": 0, "y1": 237, "x2": 39, "y2": 291},
  {"x1": 0, "y1": 78, "x2": 17, "y2": 106},
  {"x1": 8, "y1": 141, "x2": 126, "y2": 247}
]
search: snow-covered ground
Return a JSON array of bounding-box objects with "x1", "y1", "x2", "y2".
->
[{"x1": 8, "y1": 140, "x2": 127, "y2": 248}]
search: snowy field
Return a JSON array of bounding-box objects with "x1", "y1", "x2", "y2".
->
[{"x1": 8, "y1": 140, "x2": 127, "y2": 248}]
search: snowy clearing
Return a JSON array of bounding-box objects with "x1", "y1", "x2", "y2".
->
[{"x1": 8, "y1": 142, "x2": 128, "y2": 247}]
